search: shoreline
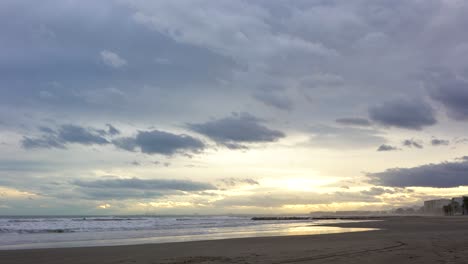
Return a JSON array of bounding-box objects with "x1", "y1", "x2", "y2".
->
[
  {"x1": 0, "y1": 218, "x2": 377, "y2": 250},
  {"x1": 1, "y1": 216, "x2": 468, "y2": 263}
]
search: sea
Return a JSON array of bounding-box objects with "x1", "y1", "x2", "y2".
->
[{"x1": 0, "y1": 215, "x2": 376, "y2": 250}]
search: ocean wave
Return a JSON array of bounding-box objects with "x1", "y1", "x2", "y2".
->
[
  {"x1": 0, "y1": 228, "x2": 75, "y2": 234},
  {"x1": 0, "y1": 216, "x2": 256, "y2": 235},
  {"x1": 71, "y1": 217, "x2": 146, "y2": 222},
  {"x1": 7, "y1": 219, "x2": 62, "y2": 223},
  {"x1": 7, "y1": 219, "x2": 42, "y2": 223}
]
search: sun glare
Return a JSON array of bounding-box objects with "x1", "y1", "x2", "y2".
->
[{"x1": 279, "y1": 177, "x2": 337, "y2": 192}]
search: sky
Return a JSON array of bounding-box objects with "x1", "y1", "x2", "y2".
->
[{"x1": 2, "y1": 0, "x2": 468, "y2": 215}]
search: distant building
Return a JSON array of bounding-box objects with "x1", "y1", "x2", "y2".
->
[{"x1": 424, "y1": 199, "x2": 451, "y2": 215}]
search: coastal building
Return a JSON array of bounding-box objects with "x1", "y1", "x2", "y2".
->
[{"x1": 424, "y1": 199, "x2": 451, "y2": 215}]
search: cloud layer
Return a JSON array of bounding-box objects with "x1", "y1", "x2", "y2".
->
[
  {"x1": 73, "y1": 177, "x2": 215, "y2": 199},
  {"x1": 368, "y1": 158, "x2": 468, "y2": 188},
  {"x1": 2, "y1": 0, "x2": 468, "y2": 213}
]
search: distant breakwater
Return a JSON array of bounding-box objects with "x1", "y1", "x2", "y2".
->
[{"x1": 251, "y1": 216, "x2": 385, "y2": 221}]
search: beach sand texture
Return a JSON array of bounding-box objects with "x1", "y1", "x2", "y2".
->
[{"x1": 1, "y1": 216, "x2": 468, "y2": 264}]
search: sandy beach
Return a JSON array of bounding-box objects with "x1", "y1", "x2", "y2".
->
[{"x1": 1, "y1": 216, "x2": 467, "y2": 264}]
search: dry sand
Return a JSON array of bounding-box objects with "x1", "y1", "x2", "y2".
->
[{"x1": 1, "y1": 216, "x2": 468, "y2": 264}]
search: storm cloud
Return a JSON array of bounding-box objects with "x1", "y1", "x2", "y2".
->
[
  {"x1": 369, "y1": 99, "x2": 437, "y2": 130},
  {"x1": 368, "y1": 158, "x2": 468, "y2": 188},
  {"x1": 427, "y1": 72, "x2": 468, "y2": 120},
  {"x1": 187, "y1": 113, "x2": 285, "y2": 149},
  {"x1": 22, "y1": 124, "x2": 205, "y2": 157},
  {"x1": 113, "y1": 130, "x2": 205, "y2": 155}
]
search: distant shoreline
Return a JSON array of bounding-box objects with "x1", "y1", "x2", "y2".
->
[{"x1": 251, "y1": 216, "x2": 388, "y2": 220}]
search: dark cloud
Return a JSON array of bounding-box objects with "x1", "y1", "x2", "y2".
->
[
  {"x1": 58, "y1": 125, "x2": 109, "y2": 145},
  {"x1": 377, "y1": 144, "x2": 398, "y2": 152},
  {"x1": 106, "y1": 124, "x2": 120, "y2": 136},
  {"x1": 21, "y1": 124, "x2": 109, "y2": 149},
  {"x1": 136, "y1": 130, "x2": 204, "y2": 155},
  {"x1": 38, "y1": 126, "x2": 56, "y2": 134},
  {"x1": 112, "y1": 137, "x2": 138, "y2": 152},
  {"x1": 114, "y1": 130, "x2": 205, "y2": 155},
  {"x1": 427, "y1": 72, "x2": 468, "y2": 120},
  {"x1": 23, "y1": 124, "x2": 204, "y2": 156},
  {"x1": 252, "y1": 90, "x2": 293, "y2": 111},
  {"x1": 431, "y1": 138, "x2": 449, "y2": 146},
  {"x1": 335, "y1": 117, "x2": 371, "y2": 127},
  {"x1": 368, "y1": 158, "x2": 468, "y2": 187},
  {"x1": 21, "y1": 136, "x2": 65, "y2": 149},
  {"x1": 402, "y1": 139, "x2": 423, "y2": 149},
  {"x1": 187, "y1": 113, "x2": 285, "y2": 148},
  {"x1": 219, "y1": 178, "x2": 259, "y2": 187},
  {"x1": 369, "y1": 99, "x2": 437, "y2": 130}
]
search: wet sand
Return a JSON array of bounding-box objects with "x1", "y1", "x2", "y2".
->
[{"x1": 1, "y1": 216, "x2": 468, "y2": 264}]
